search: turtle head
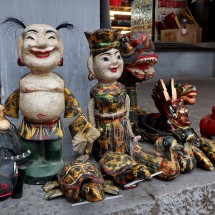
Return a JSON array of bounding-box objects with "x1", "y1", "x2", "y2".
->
[
  {"x1": 131, "y1": 163, "x2": 151, "y2": 180},
  {"x1": 81, "y1": 181, "x2": 105, "y2": 202}
]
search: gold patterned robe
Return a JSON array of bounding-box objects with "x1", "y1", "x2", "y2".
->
[{"x1": 91, "y1": 82, "x2": 130, "y2": 159}]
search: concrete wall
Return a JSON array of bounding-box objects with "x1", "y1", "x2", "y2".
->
[
  {"x1": 0, "y1": 0, "x2": 100, "y2": 115},
  {"x1": 153, "y1": 51, "x2": 215, "y2": 80}
]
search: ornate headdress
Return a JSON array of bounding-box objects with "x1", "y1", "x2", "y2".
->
[{"x1": 84, "y1": 29, "x2": 121, "y2": 52}]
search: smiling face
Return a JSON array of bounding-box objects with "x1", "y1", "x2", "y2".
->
[
  {"x1": 92, "y1": 48, "x2": 124, "y2": 84},
  {"x1": 17, "y1": 24, "x2": 64, "y2": 74}
]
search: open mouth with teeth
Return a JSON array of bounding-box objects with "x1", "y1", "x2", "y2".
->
[
  {"x1": 136, "y1": 54, "x2": 158, "y2": 65},
  {"x1": 125, "y1": 64, "x2": 155, "y2": 80},
  {"x1": 124, "y1": 54, "x2": 157, "y2": 80},
  {"x1": 31, "y1": 47, "x2": 55, "y2": 58}
]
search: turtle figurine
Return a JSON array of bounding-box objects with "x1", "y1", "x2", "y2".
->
[
  {"x1": 43, "y1": 155, "x2": 119, "y2": 203},
  {"x1": 99, "y1": 151, "x2": 151, "y2": 190}
]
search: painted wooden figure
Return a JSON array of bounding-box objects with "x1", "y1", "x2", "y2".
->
[
  {"x1": 84, "y1": 29, "x2": 141, "y2": 160},
  {"x1": 2, "y1": 18, "x2": 100, "y2": 184}
]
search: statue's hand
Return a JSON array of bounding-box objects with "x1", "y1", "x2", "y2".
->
[
  {"x1": 72, "y1": 127, "x2": 100, "y2": 155},
  {"x1": 85, "y1": 127, "x2": 100, "y2": 144},
  {"x1": 132, "y1": 135, "x2": 141, "y2": 143},
  {"x1": 84, "y1": 127, "x2": 100, "y2": 155}
]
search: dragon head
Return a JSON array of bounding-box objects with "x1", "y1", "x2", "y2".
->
[
  {"x1": 175, "y1": 83, "x2": 197, "y2": 105},
  {"x1": 119, "y1": 31, "x2": 158, "y2": 84},
  {"x1": 152, "y1": 79, "x2": 191, "y2": 130}
]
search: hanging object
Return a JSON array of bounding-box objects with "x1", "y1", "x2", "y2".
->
[
  {"x1": 131, "y1": 0, "x2": 154, "y2": 37},
  {"x1": 109, "y1": 0, "x2": 133, "y2": 7},
  {"x1": 109, "y1": 0, "x2": 123, "y2": 7}
]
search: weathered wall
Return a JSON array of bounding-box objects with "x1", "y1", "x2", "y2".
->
[
  {"x1": 154, "y1": 51, "x2": 215, "y2": 80},
  {"x1": 0, "y1": 0, "x2": 100, "y2": 115}
]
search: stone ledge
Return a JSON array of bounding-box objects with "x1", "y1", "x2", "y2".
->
[{"x1": 2, "y1": 168, "x2": 215, "y2": 215}]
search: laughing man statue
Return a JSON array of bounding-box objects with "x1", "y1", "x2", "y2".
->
[{"x1": 2, "y1": 18, "x2": 100, "y2": 184}]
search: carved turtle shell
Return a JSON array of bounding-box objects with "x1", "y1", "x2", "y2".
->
[
  {"x1": 99, "y1": 151, "x2": 137, "y2": 176},
  {"x1": 57, "y1": 160, "x2": 104, "y2": 202}
]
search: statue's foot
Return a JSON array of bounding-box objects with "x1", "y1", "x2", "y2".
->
[{"x1": 24, "y1": 160, "x2": 64, "y2": 185}]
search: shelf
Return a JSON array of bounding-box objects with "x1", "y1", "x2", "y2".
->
[
  {"x1": 110, "y1": 5, "x2": 131, "y2": 33},
  {"x1": 110, "y1": 6, "x2": 131, "y2": 12},
  {"x1": 111, "y1": 26, "x2": 131, "y2": 32},
  {"x1": 154, "y1": 42, "x2": 215, "y2": 51}
]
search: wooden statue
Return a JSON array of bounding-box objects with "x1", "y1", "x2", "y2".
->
[
  {"x1": 2, "y1": 18, "x2": 100, "y2": 184},
  {"x1": 84, "y1": 29, "x2": 141, "y2": 160}
]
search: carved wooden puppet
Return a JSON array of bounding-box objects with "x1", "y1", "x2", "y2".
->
[
  {"x1": 119, "y1": 31, "x2": 158, "y2": 128},
  {"x1": 84, "y1": 29, "x2": 140, "y2": 160},
  {"x1": 2, "y1": 18, "x2": 100, "y2": 184}
]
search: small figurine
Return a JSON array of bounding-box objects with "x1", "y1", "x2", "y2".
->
[
  {"x1": 99, "y1": 151, "x2": 151, "y2": 189},
  {"x1": 200, "y1": 106, "x2": 215, "y2": 139},
  {"x1": 119, "y1": 31, "x2": 158, "y2": 128},
  {"x1": 84, "y1": 29, "x2": 140, "y2": 160},
  {"x1": 132, "y1": 136, "x2": 182, "y2": 181},
  {"x1": 43, "y1": 155, "x2": 119, "y2": 203},
  {"x1": 0, "y1": 105, "x2": 31, "y2": 199},
  {"x1": 2, "y1": 18, "x2": 100, "y2": 184}
]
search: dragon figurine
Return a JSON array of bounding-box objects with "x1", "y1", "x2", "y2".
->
[{"x1": 137, "y1": 78, "x2": 215, "y2": 171}]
